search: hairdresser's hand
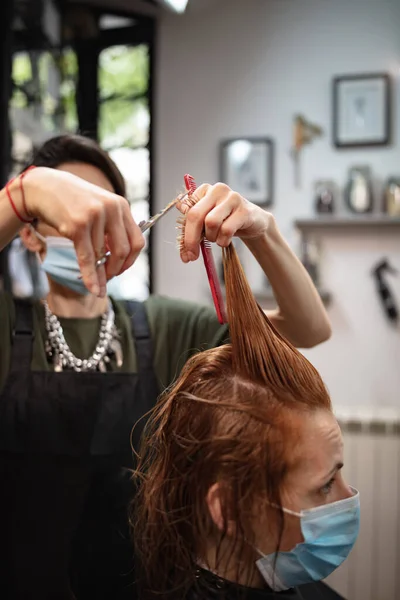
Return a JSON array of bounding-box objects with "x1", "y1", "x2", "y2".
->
[
  {"x1": 178, "y1": 182, "x2": 271, "y2": 263},
  {"x1": 23, "y1": 167, "x2": 145, "y2": 295}
]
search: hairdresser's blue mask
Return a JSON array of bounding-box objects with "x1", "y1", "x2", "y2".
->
[
  {"x1": 36, "y1": 233, "x2": 89, "y2": 296},
  {"x1": 256, "y1": 488, "x2": 360, "y2": 591}
]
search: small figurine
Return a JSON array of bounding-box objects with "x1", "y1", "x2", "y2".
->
[
  {"x1": 314, "y1": 180, "x2": 335, "y2": 214},
  {"x1": 345, "y1": 166, "x2": 373, "y2": 214},
  {"x1": 383, "y1": 177, "x2": 400, "y2": 216}
]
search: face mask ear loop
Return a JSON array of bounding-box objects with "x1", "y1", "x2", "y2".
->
[
  {"x1": 30, "y1": 225, "x2": 47, "y2": 245},
  {"x1": 280, "y1": 507, "x2": 302, "y2": 518},
  {"x1": 28, "y1": 225, "x2": 47, "y2": 265},
  {"x1": 268, "y1": 501, "x2": 302, "y2": 518},
  {"x1": 35, "y1": 250, "x2": 44, "y2": 266}
]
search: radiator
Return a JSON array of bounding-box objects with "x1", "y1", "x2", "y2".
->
[{"x1": 325, "y1": 408, "x2": 400, "y2": 600}]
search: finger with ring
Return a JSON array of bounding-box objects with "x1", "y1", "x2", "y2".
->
[{"x1": 95, "y1": 251, "x2": 111, "y2": 269}]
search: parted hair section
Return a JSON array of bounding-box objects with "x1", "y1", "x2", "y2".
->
[{"x1": 132, "y1": 242, "x2": 331, "y2": 599}]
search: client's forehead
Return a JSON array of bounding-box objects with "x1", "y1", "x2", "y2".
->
[{"x1": 284, "y1": 410, "x2": 343, "y2": 481}]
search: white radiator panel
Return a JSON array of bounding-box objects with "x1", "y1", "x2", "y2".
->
[{"x1": 325, "y1": 413, "x2": 400, "y2": 600}]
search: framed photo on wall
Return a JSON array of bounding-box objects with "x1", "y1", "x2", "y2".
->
[
  {"x1": 333, "y1": 73, "x2": 391, "y2": 148},
  {"x1": 220, "y1": 137, "x2": 274, "y2": 206}
]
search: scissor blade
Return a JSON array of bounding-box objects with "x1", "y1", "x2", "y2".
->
[{"x1": 139, "y1": 192, "x2": 188, "y2": 233}]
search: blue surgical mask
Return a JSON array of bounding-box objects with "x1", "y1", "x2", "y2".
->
[
  {"x1": 255, "y1": 488, "x2": 360, "y2": 591},
  {"x1": 36, "y1": 234, "x2": 90, "y2": 296}
]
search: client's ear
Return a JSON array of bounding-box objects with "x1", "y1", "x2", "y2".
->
[
  {"x1": 206, "y1": 483, "x2": 235, "y2": 536},
  {"x1": 19, "y1": 225, "x2": 44, "y2": 253}
]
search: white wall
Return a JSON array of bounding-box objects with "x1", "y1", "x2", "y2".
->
[{"x1": 153, "y1": 0, "x2": 400, "y2": 411}]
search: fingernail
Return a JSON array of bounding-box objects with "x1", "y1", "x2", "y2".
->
[
  {"x1": 99, "y1": 286, "x2": 106, "y2": 298},
  {"x1": 91, "y1": 283, "x2": 100, "y2": 296}
]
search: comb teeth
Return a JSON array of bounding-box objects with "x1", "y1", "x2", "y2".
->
[
  {"x1": 184, "y1": 174, "x2": 197, "y2": 195},
  {"x1": 176, "y1": 193, "x2": 203, "y2": 252}
]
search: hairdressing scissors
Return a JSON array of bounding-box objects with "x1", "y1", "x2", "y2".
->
[
  {"x1": 137, "y1": 192, "x2": 188, "y2": 233},
  {"x1": 95, "y1": 193, "x2": 188, "y2": 269}
]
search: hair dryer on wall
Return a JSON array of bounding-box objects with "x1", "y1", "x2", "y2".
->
[{"x1": 372, "y1": 259, "x2": 398, "y2": 323}]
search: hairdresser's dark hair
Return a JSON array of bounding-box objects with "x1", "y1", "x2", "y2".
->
[
  {"x1": 28, "y1": 134, "x2": 126, "y2": 197},
  {"x1": 133, "y1": 227, "x2": 332, "y2": 599}
]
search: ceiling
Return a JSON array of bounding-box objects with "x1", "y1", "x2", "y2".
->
[
  {"x1": 15, "y1": 0, "x2": 216, "y2": 23},
  {"x1": 66, "y1": 0, "x2": 162, "y2": 18},
  {"x1": 12, "y1": 0, "x2": 217, "y2": 48},
  {"x1": 66, "y1": 0, "x2": 216, "y2": 18}
]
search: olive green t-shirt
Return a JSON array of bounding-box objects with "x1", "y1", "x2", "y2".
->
[{"x1": 0, "y1": 293, "x2": 230, "y2": 395}]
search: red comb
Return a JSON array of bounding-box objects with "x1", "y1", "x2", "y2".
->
[
  {"x1": 184, "y1": 174, "x2": 197, "y2": 195},
  {"x1": 184, "y1": 174, "x2": 228, "y2": 324}
]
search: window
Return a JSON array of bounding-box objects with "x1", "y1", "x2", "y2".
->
[
  {"x1": 10, "y1": 48, "x2": 78, "y2": 176},
  {"x1": 98, "y1": 44, "x2": 151, "y2": 301},
  {"x1": 6, "y1": 9, "x2": 154, "y2": 300}
]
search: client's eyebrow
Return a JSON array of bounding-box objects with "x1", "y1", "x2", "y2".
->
[{"x1": 324, "y1": 462, "x2": 344, "y2": 480}]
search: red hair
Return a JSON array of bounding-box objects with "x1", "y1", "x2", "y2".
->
[{"x1": 132, "y1": 244, "x2": 331, "y2": 598}]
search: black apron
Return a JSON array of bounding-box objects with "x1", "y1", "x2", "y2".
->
[{"x1": 0, "y1": 299, "x2": 159, "y2": 600}]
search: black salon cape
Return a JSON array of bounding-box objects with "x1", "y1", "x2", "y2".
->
[{"x1": 185, "y1": 569, "x2": 347, "y2": 600}]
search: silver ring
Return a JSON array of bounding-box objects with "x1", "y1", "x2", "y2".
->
[{"x1": 95, "y1": 251, "x2": 111, "y2": 268}]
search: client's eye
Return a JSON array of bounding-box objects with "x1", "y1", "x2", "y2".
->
[{"x1": 320, "y1": 477, "x2": 336, "y2": 496}]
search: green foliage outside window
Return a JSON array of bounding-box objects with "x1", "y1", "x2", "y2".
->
[{"x1": 10, "y1": 44, "x2": 149, "y2": 147}]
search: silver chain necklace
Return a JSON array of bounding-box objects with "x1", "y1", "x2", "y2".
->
[{"x1": 44, "y1": 300, "x2": 123, "y2": 372}]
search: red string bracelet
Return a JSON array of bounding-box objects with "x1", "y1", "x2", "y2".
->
[
  {"x1": 19, "y1": 165, "x2": 36, "y2": 221},
  {"x1": 6, "y1": 166, "x2": 36, "y2": 224}
]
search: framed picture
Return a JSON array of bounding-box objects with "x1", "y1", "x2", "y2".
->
[
  {"x1": 220, "y1": 137, "x2": 274, "y2": 206},
  {"x1": 333, "y1": 73, "x2": 391, "y2": 148}
]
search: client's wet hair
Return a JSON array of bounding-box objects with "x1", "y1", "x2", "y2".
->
[{"x1": 132, "y1": 243, "x2": 331, "y2": 599}]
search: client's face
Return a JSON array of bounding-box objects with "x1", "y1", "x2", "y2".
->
[{"x1": 257, "y1": 410, "x2": 353, "y2": 554}]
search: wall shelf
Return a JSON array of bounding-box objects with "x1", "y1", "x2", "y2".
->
[{"x1": 294, "y1": 215, "x2": 400, "y2": 232}]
